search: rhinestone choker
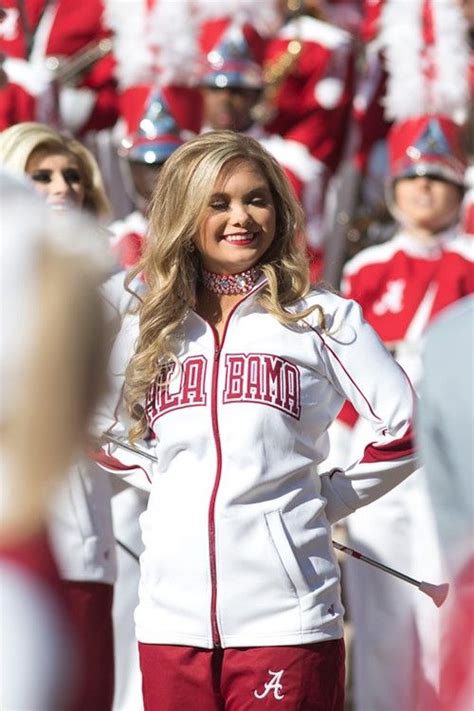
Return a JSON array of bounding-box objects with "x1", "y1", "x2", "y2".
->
[{"x1": 201, "y1": 267, "x2": 260, "y2": 295}]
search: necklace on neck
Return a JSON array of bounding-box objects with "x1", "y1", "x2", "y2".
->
[{"x1": 201, "y1": 266, "x2": 260, "y2": 296}]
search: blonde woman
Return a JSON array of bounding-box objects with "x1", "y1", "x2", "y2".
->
[
  {"x1": 0, "y1": 123, "x2": 117, "y2": 710},
  {"x1": 0, "y1": 172, "x2": 110, "y2": 709},
  {"x1": 96, "y1": 131, "x2": 417, "y2": 711}
]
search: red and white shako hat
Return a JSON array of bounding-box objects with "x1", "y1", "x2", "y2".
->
[
  {"x1": 387, "y1": 114, "x2": 467, "y2": 187},
  {"x1": 119, "y1": 85, "x2": 202, "y2": 164},
  {"x1": 198, "y1": 18, "x2": 265, "y2": 90}
]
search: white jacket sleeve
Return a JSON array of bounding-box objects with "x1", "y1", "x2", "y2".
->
[
  {"x1": 313, "y1": 297, "x2": 417, "y2": 523},
  {"x1": 91, "y1": 312, "x2": 155, "y2": 492}
]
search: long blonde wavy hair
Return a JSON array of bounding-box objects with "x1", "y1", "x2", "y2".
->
[
  {"x1": 0, "y1": 122, "x2": 111, "y2": 220},
  {"x1": 126, "y1": 130, "x2": 320, "y2": 442}
]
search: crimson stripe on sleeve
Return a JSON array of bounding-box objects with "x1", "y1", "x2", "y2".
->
[{"x1": 361, "y1": 424, "x2": 415, "y2": 463}]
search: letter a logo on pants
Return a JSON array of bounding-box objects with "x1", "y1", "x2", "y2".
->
[{"x1": 254, "y1": 669, "x2": 285, "y2": 700}]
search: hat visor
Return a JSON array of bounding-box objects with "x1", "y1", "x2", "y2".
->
[
  {"x1": 200, "y1": 62, "x2": 263, "y2": 90},
  {"x1": 391, "y1": 160, "x2": 465, "y2": 187},
  {"x1": 119, "y1": 137, "x2": 184, "y2": 164}
]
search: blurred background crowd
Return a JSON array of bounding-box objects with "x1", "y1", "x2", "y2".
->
[{"x1": 0, "y1": 1, "x2": 472, "y2": 710}]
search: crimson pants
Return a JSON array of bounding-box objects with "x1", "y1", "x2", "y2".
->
[
  {"x1": 139, "y1": 639, "x2": 345, "y2": 710},
  {"x1": 63, "y1": 580, "x2": 114, "y2": 711}
]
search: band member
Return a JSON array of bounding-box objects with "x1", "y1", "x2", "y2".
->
[
  {"x1": 0, "y1": 0, "x2": 118, "y2": 134},
  {"x1": 334, "y1": 115, "x2": 473, "y2": 711},
  {"x1": 262, "y1": 1, "x2": 356, "y2": 275}
]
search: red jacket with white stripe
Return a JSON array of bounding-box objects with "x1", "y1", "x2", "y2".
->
[
  {"x1": 94, "y1": 282, "x2": 416, "y2": 648},
  {"x1": 264, "y1": 16, "x2": 354, "y2": 173},
  {"x1": 342, "y1": 228, "x2": 474, "y2": 381},
  {"x1": 0, "y1": 0, "x2": 118, "y2": 133},
  {"x1": 334, "y1": 227, "x2": 474, "y2": 435}
]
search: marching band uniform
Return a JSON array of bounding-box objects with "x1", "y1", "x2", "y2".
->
[
  {"x1": 110, "y1": 87, "x2": 197, "y2": 711},
  {"x1": 264, "y1": 13, "x2": 354, "y2": 175},
  {"x1": 0, "y1": 0, "x2": 118, "y2": 134},
  {"x1": 263, "y1": 12, "x2": 355, "y2": 271},
  {"x1": 333, "y1": 115, "x2": 474, "y2": 711}
]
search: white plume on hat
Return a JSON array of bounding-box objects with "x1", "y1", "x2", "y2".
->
[
  {"x1": 378, "y1": 0, "x2": 470, "y2": 123},
  {"x1": 103, "y1": 0, "x2": 156, "y2": 89},
  {"x1": 149, "y1": 0, "x2": 201, "y2": 86},
  {"x1": 193, "y1": 0, "x2": 281, "y2": 37}
]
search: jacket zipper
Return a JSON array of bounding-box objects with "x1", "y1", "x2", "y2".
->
[
  {"x1": 204, "y1": 280, "x2": 267, "y2": 647},
  {"x1": 208, "y1": 332, "x2": 222, "y2": 646}
]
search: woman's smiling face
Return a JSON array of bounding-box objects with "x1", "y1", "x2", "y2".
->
[{"x1": 193, "y1": 159, "x2": 276, "y2": 275}]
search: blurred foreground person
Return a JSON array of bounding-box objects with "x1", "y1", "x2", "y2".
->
[
  {"x1": 94, "y1": 131, "x2": 418, "y2": 711},
  {"x1": 0, "y1": 122, "x2": 117, "y2": 710},
  {"x1": 417, "y1": 295, "x2": 474, "y2": 711},
  {"x1": 0, "y1": 172, "x2": 110, "y2": 709}
]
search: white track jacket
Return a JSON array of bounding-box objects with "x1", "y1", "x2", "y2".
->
[{"x1": 95, "y1": 281, "x2": 416, "y2": 648}]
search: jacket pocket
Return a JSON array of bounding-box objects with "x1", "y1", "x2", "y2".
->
[{"x1": 264, "y1": 509, "x2": 311, "y2": 597}]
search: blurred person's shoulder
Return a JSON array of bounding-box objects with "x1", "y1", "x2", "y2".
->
[{"x1": 424, "y1": 295, "x2": 474, "y2": 351}]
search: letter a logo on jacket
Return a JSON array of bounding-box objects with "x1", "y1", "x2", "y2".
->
[
  {"x1": 254, "y1": 669, "x2": 285, "y2": 700},
  {"x1": 372, "y1": 279, "x2": 406, "y2": 315}
]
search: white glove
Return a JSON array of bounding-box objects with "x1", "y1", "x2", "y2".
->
[
  {"x1": 3, "y1": 56, "x2": 51, "y2": 95},
  {"x1": 59, "y1": 86, "x2": 95, "y2": 133}
]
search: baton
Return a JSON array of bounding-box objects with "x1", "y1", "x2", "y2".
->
[
  {"x1": 332, "y1": 541, "x2": 449, "y2": 607},
  {"x1": 102, "y1": 433, "x2": 158, "y2": 463}
]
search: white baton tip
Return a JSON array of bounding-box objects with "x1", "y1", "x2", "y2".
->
[{"x1": 418, "y1": 581, "x2": 450, "y2": 608}]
